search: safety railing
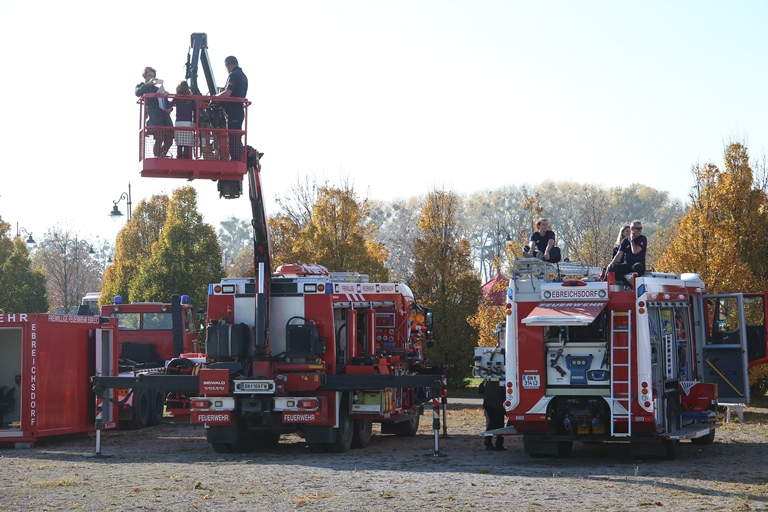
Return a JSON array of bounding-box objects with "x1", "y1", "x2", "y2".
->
[{"x1": 137, "y1": 93, "x2": 252, "y2": 181}]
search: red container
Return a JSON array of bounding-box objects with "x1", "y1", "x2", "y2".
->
[{"x1": 0, "y1": 313, "x2": 118, "y2": 448}]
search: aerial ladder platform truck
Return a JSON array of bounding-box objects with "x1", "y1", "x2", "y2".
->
[{"x1": 94, "y1": 33, "x2": 444, "y2": 454}]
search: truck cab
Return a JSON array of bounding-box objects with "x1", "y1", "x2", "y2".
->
[{"x1": 101, "y1": 294, "x2": 201, "y2": 368}]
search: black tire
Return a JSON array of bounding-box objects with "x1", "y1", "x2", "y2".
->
[
  {"x1": 253, "y1": 431, "x2": 281, "y2": 449},
  {"x1": 228, "y1": 420, "x2": 257, "y2": 453},
  {"x1": 327, "y1": 398, "x2": 354, "y2": 453},
  {"x1": 130, "y1": 389, "x2": 150, "y2": 430},
  {"x1": 557, "y1": 441, "x2": 573, "y2": 457},
  {"x1": 665, "y1": 439, "x2": 679, "y2": 460},
  {"x1": 351, "y1": 419, "x2": 373, "y2": 449},
  {"x1": 691, "y1": 429, "x2": 715, "y2": 445},
  {"x1": 212, "y1": 443, "x2": 233, "y2": 454},
  {"x1": 393, "y1": 416, "x2": 420, "y2": 437},
  {"x1": 147, "y1": 389, "x2": 165, "y2": 426}
]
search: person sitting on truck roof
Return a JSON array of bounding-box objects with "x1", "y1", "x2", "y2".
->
[
  {"x1": 608, "y1": 220, "x2": 647, "y2": 289},
  {"x1": 136, "y1": 66, "x2": 173, "y2": 158},
  {"x1": 524, "y1": 218, "x2": 561, "y2": 263},
  {"x1": 611, "y1": 225, "x2": 631, "y2": 263}
]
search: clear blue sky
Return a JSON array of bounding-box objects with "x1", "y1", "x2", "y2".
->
[{"x1": 1, "y1": 1, "x2": 766, "y2": 246}]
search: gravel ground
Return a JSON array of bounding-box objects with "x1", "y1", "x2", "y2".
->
[{"x1": 1, "y1": 401, "x2": 768, "y2": 511}]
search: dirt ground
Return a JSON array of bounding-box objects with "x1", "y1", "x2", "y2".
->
[{"x1": 1, "y1": 401, "x2": 768, "y2": 511}]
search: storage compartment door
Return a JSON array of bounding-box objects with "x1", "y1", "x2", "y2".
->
[{"x1": 701, "y1": 294, "x2": 750, "y2": 403}]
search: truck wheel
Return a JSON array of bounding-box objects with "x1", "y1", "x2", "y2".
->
[
  {"x1": 665, "y1": 439, "x2": 679, "y2": 460},
  {"x1": 393, "y1": 416, "x2": 420, "y2": 437},
  {"x1": 351, "y1": 419, "x2": 373, "y2": 448},
  {"x1": 229, "y1": 420, "x2": 257, "y2": 453},
  {"x1": 327, "y1": 402, "x2": 353, "y2": 453},
  {"x1": 691, "y1": 430, "x2": 715, "y2": 445},
  {"x1": 212, "y1": 443, "x2": 233, "y2": 454},
  {"x1": 147, "y1": 389, "x2": 165, "y2": 426},
  {"x1": 557, "y1": 441, "x2": 573, "y2": 457},
  {"x1": 130, "y1": 389, "x2": 150, "y2": 430}
]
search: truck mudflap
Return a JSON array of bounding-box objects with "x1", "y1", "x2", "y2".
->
[
  {"x1": 658, "y1": 422, "x2": 719, "y2": 440},
  {"x1": 480, "y1": 426, "x2": 519, "y2": 437}
]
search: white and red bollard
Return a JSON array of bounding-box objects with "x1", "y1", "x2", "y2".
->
[{"x1": 428, "y1": 397, "x2": 446, "y2": 457}]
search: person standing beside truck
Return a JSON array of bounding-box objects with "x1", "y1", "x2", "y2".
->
[{"x1": 481, "y1": 379, "x2": 507, "y2": 451}]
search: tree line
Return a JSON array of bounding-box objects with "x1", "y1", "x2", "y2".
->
[{"x1": 2, "y1": 140, "x2": 767, "y2": 386}]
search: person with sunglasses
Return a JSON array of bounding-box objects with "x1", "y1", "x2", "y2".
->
[{"x1": 607, "y1": 220, "x2": 647, "y2": 289}]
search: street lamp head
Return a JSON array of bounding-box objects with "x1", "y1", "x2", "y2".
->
[
  {"x1": 110, "y1": 185, "x2": 132, "y2": 221},
  {"x1": 16, "y1": 223, "x2": 35, "y2": 244}
]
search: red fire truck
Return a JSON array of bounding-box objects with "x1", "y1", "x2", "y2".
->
[
  {"x1": 190, "y1": 266, "x2": 438, "y2": 453},
  {"x1": 475, "y1": 259, "x2": 753, "y2": 458},
  {"x1": 100, "y1": 294, "x2": 204, "y2": 428}
]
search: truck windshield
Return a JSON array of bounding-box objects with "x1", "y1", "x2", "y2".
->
[
  {"x1": 113, "y1": 313, "x2": 140, "y2": 330},
  {"x1": 143, "y1": 312, "x2": 173, "y2": 330}
]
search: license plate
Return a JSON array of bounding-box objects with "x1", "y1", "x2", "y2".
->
[
  {"x1": 522, "y1": 375, "x2": 540, "y2": 389},
  {"x1": 242, "y1": 382, "x2": 271, "y2": 391}
]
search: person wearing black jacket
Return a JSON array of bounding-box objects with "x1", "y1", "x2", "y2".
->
[
  {"x1": 213, "y1": 56, "x2": 248, "y2": 162},
  {"x1": 135, "y1": 66, "x2": 173, "y2": 157},
  {"x1": 481, "y1": 379, "x2": 507, "y2": 451},
  {"x1": 608, "y1": 220, "x2": 647, "y2": 289}
]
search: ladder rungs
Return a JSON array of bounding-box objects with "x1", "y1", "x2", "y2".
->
[{"x1": 611, "y1": 310, "x2": 633, "y2": 437}]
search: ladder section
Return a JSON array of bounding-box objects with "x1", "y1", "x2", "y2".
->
[{"x1": 610, "y1": 310, "x2": 633, "y2": 437}]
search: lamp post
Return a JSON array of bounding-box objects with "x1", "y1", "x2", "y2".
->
[
  {"x1": 88, "y1": 236, "x2": 114, "y2": 271},
  {"x1": 495, "y1": 222, "x2": 512, "y2": 261},
  {"x1": 110, "y1": 183, "x2": 132, "y2": 222},
  {"x1": 483, "y1": 222, "x2": 512, "y2": 280},
  {"x1": 15, "y1": 222, "x2": 35, "y2": 244}
]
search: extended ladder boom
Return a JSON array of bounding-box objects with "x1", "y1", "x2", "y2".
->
[{"x1": 186, "y1": 33, "x2": 218, "y2": 96}]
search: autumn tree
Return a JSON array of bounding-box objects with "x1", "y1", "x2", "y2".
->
[
  {"x1": 274, "y1": 175, "x2": 320, "y2": 228},
  {"x1": 273, "y1": 183, "x2": 389, "y2": 281},
  {"x1": 101, "y1": 194, "x2": 169, "y2": 303},
  {"x1": 656, "y1": 141, "x2": 768, "y2": 293},
  {"x1": 468, "y1": 275, "x2": 509, "y2": 348},
  {"x1": 31, "y1": 226, "x2": 102, "y2": 313},
  {"x1": 218, "y1": 215, "x2": 251, "y2": 273},
  {"x1": 268, "y1": 213, "x2": 302, "y2": 270},
  {"x1": 0, "y1": 218, "x2": 47, "y2": 313},
  {"x1": 409, "y1": 190, "x2": 480, "y2": 387},
  {"x1": 130, "y1": 186, "x2": 224, "y2": 308},
  {"x1": 230, "y1": 245, "x2": 255, "y2": 277}
]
